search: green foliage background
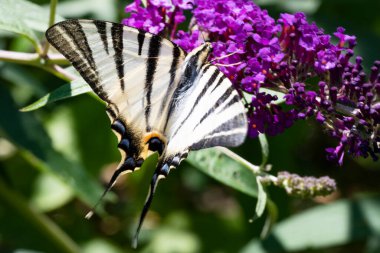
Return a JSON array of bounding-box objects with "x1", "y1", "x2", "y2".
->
[{"x1": 0, "y1": 0, "x2": 379, "y2": 252}]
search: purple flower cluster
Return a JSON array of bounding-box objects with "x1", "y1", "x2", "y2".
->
[
  {"x1": 277, "y1": 14, "x2": 380, "y2": 164},
  {"x1": 123, "y1": 0, "x2": 380, "y2": 164},
  {"x1": 122, "y1": 0, "x2": 192, "y2": 36}
]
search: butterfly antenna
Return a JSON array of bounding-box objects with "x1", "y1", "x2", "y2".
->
[
  {"x1": 86, "y1": 158, "x2": 138, "y2": 219},
  {"x1": 132, "y1": 164, "x2": 169, "y2": 248},
  {"x1": 210, "y1": 51, "x2": 240, "y2": 63},
  {"x1": 214, "y1": 61, "x2": 242, "y2": 67}
]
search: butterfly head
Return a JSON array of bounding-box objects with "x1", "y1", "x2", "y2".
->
[{"x1": 182, "y1": 42, "x2": 213, "y2": 79}]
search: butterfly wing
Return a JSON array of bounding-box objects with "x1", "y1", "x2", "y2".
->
[
  {"x1": 161, "y1": 43, "x2": 247, "y2": 165},
  {"x1": 46, "y1": 19, "x2": 186, "y2": 160},
  {"x1": 46, "y1": 19, "x2": 187, "y2": 218},
  {"x1": 166, "y1": 65, "x2": 247, "y2": 152}
]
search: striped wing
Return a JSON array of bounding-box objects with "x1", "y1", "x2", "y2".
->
[
  {"x1": 46, "y1": 19, "x2": 186, "y2": 134},
  {"x1": 165, "y1": 64, "x2": 247, "y2": 154}
]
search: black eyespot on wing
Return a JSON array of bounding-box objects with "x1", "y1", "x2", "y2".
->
[
  {"x1": 118, "y1": 139, "x2": 130, "y2": 151},
  {"x1": 148, "y1": 137, "x2": 165, "y2": 155}
]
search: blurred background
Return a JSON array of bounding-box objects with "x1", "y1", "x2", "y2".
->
[{"x1": 0, "y1": 0, "x2": 380, "y2": 252}]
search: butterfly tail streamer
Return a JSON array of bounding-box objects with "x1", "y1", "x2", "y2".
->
[
  {"x1": 132, "y1": 163, "x2": 171, "y2": 248},
  {"x1": 86, "y1": 157, "x2": 140, "y2": 219}
]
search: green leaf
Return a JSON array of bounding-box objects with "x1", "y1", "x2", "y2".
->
[
  {"x1": 0, "y1": 0, "x2": 63, "y2": 49},
  {"x1": 187, "y1": 147, "x2": 259, "y2": 197},
  {"x1": 15, "y1": 0, "x2": 64, "y2": 32},
  {"x1": 56, "y1": 0, "x2": 117, "y2": 21},
  {"x1": 0, "y1": 179, "x2": 81, "y2": 253},
  {"x1": 254, "y1": 177, "x2": 267, "y2": 218},
  {"x1": 30, "y1": 173, "x2": 74, "y2": 212},
  {"x1": 260, "y1": 199, "x2": 278, "y2": 239},
  {"x1": 240, "y1": 194, "x2": 380, "y2": 253},
  {"x1": 21, "y1": 79, "x2": 92, "y2": 111},
  {"x1": 82, "y1": 238, "x2": 125, "y2": 253},
  {"x1": 0, "y1": 84, "x2": 104, "y2": 209},
  {"x1": 367, "y1": 235, "x2": 380, "y2": 253}
]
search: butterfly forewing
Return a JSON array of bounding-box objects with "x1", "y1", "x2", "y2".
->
[{"x1": 46, "y1": 19, "x2": 186, "y2": 135}]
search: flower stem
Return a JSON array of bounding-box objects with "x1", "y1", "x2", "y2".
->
[
  {"x1": 0, "y1": 50, "x2": 40, "y2": 65},
  {"x1": 41, "y1": 0, "x2": 58, "y2": 58},
  {"x1": 0, "y1": 49, "x2": 74, "y2": 81},
  {"x1": 0, "y1": 50, "x2": 68, "y2": 65},
  {"x1": 216, "y1": 146, "x2": 261, "y2": 174},
  {"x1": 0, "y1": 179, "x2": 81, "y2": 253}
]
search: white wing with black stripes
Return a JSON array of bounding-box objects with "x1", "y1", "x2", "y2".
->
[
  {"x1": 45, "y1": 19, "x2": 247, "y2": 247},
  {"x1": 46, "y1": 19, "x2": 186, "y2": 134}
]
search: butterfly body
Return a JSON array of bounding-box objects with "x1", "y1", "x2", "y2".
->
[{"x1": 46, "y1": 19, "x2": 247, "y2": 246}]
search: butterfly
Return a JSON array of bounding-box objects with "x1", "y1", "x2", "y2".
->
[{"x1": 46, "y1": 19, "x2": 247, "y2": 247}]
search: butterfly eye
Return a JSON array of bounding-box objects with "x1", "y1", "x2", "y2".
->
[{"x1": 148, "y1": 137, "x2": 165, "y2": 155}]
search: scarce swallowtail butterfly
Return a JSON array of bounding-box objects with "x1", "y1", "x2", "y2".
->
[{"x1": 46, "y1": 19, "x2": 248, "y2": 247}]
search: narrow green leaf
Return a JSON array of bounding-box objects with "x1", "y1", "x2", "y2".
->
[
  {"x1": 187, "y1": 147, "x2": 259, "y2": 197},
  {"x1": 260, "y1": 199, "x2": 278, "y2": 239},
  {"x1": 254, "y1": 177, "x2": 267, "y2": 218},
  {"x1": 0, "y1": 0, "x2": 63, "y2": 49},
  {"x1": 258, "y1": 134, "x2": 269, "y2": 166},
  {"x1": 240, "y1": 194, "x2": 380, "y2": 253},
  {"x1": 21, "y1": 79, "x2": 92, "y2": 112}
]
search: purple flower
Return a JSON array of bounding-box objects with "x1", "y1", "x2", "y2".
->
[
  {"x1": 123, "y1": 0, "x2": 380, "y2": 164},
  {"x1": 174, "y1": 30, "x2": 202, "y2": 52},
  {"x1": 123, "y1": 0, "x2": 191, "y2": 38}
]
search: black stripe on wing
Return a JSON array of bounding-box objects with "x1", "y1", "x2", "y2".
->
[
  {"x1": 193, "y1": 88, "x2": 236, "y2": 131},
  {"x1": 190, "y1": 112, "x2": 247, "y2": 150},
  {"x1": 159, "y1": 45, "x2": 183, "y2": 113},
  {"x1": 163, "y1": 44, "x2": 213, "y2": 132},
  {"x1": 137, "y1": 30, "x2": 146, "y2": 56},
  {"x1": 60, "y1": 20, "x2": 97, "y2": 71},
  {"x1": 144, "y1": 35, "x2": 162, "y2": 132},
  {"x1": 94, "y1": 20, "x2": 109, "y2": 55},
  {"x1": 111, "y1": 23, "x2": 125, "y2": 91},
  {"x1": 46, "y1": 20, "x2": 124, "y2": 115},
  {"x1": 46, "y1": 20, "x2": 112, "y2": 101},
  {"x1": 170, "y1": 66, "x2": 219, "y2": 138}
]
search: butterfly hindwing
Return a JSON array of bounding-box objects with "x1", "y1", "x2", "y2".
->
[{"x1": 163, "y1": 45, "x2": 247, "y2": 156}]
